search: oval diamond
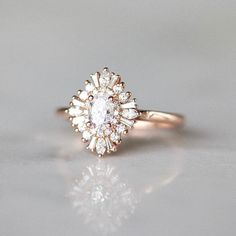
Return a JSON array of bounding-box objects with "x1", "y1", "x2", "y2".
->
[{"x1": 89, "y1": 94, "x2": 116, "y2": 130}]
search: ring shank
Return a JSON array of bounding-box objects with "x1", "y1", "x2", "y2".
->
[
  {"x1": 57, "y1": 107, "x2": 184, "y2": 129},
  {"x1": 136, "y1": 110, "x2": 184, "y2": 129}
]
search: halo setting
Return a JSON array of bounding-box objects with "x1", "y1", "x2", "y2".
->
[{"x1": 66, "y1": 67, "x2": 139, "y2": 157}]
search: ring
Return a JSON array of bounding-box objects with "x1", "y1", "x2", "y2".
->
[{"x1": 57, "y1": 67, "x2": 185, "y2": 157}]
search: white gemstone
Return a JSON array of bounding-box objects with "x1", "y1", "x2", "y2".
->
[
  {"x1": 104, "y1": 128, "x2": 112, "y2": 136},
  {"x1": 68, "y1": 107, "x2": 83, "y2": 116},
  {"x1": 72, "y1": 116, "x2": 85, "y2": 125},
  {"x1": 100, "y1": 69, "x2": 111, "y2": 87},
  {"x1": 72, "y1": 98, "x2": 85, "y2": 107},
  {"x1": 120, "y1": 117, "x2": 135, "y2": 127},
  {"x1": 96, "y1": 127, "x2": 104, "y2": 137},
  {"x1": 89, "y1": 94, "x2": 116, "y2": 130},
  {"x1": 85, "y1": 83, "x2": 95, "y2": 92},
  {"x1": 109, "y1": 74, "x2": 120, "y2": 88},
  {"x1": 120, "y1": 100, "x2": 137, "y2": 109},
  {"x1": 79, "y1": 91, "x2": 88, "y2": 101},
  {"x1": 119, "y1": 92, "x2": 129, "y2": 103},
  {"x1": 85, "y1": 83, "x2": 93, "y2": 92},
  {"x1": 82, "y1": 130, "x2": 92, "y2": 141},
  {"x1": 122, "y1": 109, "x2": 138, "y2": 119},
  {"x1": 90, "y1": 72, "x2": 100, "y2": 87},
  {"x1": 88, "y1": 136, "x2": 97, "y2": 150},
  {"x1": 110, "y1": 132, "x2": 120, "y2": 142},
  {"x1": 116, "y1": 124, "x2": 126, "y2": 133},
  {"x1": 113, "y1": 84, "x2": 124, "y2": 94},
  {"x1": 96, "y1": 138, "x2": 106, "y2": 155}
]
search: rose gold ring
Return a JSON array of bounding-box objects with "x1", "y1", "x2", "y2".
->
[{"x1": 57, "y1": 67, "x2": 185, "y2": 157}]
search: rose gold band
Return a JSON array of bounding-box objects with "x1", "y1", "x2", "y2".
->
[{"x1": 57, "y1": 108, "x2": 184, "y2": 129}]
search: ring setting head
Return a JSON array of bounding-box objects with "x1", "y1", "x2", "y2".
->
[{"x1": 67, "y1": 67, "x2": 139, "y2": 157}]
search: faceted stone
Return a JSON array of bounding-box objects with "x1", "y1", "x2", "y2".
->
[
  {"x1": 110, "y1": 132, "x2": 120, "y2": 142},
  {"x1": 122, "y1": 109, "x2": 139, "y2": 119},
  {"x1": 113, "y1": 84, "x2": 124, "y2": 94},
  {"x1": 96, "y1": 138, "x2": 106, "y2": 155},
  {"x1": 89, "y1": 94, "x2": 116, "y2": 130},
  {"x1": 82, "y1": 130, "x2": 92, "y2": 141},
  {"x1": 104, "y1": 128, "x2": 112, "y2": 136},
  {"x1": 120, "y1": 100, "x2": 137, "y2": 109},
  {"x1": 68, "y1": 107, "x2": 83, "y2": 116},
  {"x1": 116, "y1": 124, "x2": 126, "y2": 133},
  {"x1": 119, "y1": 92, "x2": 129, "y2": 103},
  {"x1": 85, "y1": 83, "x2": 95, "y2": 92},
  {"x1": 100, "y1": 69, "x2": 111, "y2": 87},
  {"x1": 72, "y1": 116, "x2": 85, "y2": 125},
  {"x1": 79, "y1": 91, "x2": 88, "y2": 101}
]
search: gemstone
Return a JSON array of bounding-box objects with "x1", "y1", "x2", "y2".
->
[
  {"x1": 96, "y1": 138, "x2": 106, "y2": 155},
  {"x1": 104, "y1": 128, "x2": 112, "y2": 136},
  {"x1": 79, "y1": 91, "x2": 88, "y2": 101},
  {"x1": 119, "y1": 92, "x2": 129, "y2": 103},
  {"x1": 109, "y1": 74, "x2": 120, "y2": 88},
  {"x1": 72, "y1": 116, "x2": 85, "y2": 125},
  {"x1": 120, "y1": 100, "x2": 136, "y2": 109},
  {"x1": 100, "y1": 69, "x2": 111, "y2": 87},
  {"x1": 110, "y1": 132, "x2": 120, "y2": 142},
  {"x1": 116, "y1": 124, "x2": 126, "y2": 133},
  {"x1": 85, "y1": 83, "x2": 95, "y2": 92},
  {"x1": 122, "y1": 109, "x2": 139, "y2": 119},
  {"x1": 82, "y1": 130, "x2": 92, "y2": 141},
  {"x1": 113, "y1": 84, "x2": 124, "y2": 94},
  {"x1": 89, "y1": 93, "x2": 116, "y2": 130},
  {"x1": 68, "y1": 107, "x2": 83, "y2": 116}
]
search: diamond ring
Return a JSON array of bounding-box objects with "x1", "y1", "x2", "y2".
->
[{"x1": 57, "y1": 67, "x2": 184, "y2": 157}]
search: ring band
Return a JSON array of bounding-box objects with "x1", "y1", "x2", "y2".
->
[
  {"x1": 57, "y1": 108, "x2": 184, "y2": 129},
  {"x1": 57, "y1": 67, "x2": 185, "y2": 157}
]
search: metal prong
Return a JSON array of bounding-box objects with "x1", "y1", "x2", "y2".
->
[
  {"x1": 123, "y1": 130, "x2": 128, "y2": 135},
  {"x1": 102, "y1": 67, "x2": 109, "y2": 73},
  {"x1": 117, "y1": 139, "x2": 122, "y2": 144},
  {"x1": 86, "y1": 122, "x2": 92, "y2": 128},
  {"x1": 88, "y1": 95, "x2": 94, "y2": 101},
  {"x1": 126, "y1": 91, "x2": 132, "y2": 99},
  {"x1": 81, "y1": 138, "x2": 87, "y2": 143},
  {"x1": 77, "y1": 90, "x2": 82, "y2": 95},
  {"x1": 84, "y1": 80, "x2": 90, "y2": 85},
  {"x1": 108, "y1": 96, "x2": 114, "y2": 102},
  {"x1": 106, "y1": 123, "x2": 112, "y2": 128}
]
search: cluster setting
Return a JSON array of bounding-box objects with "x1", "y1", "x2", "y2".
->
[{"x1": 66, "y1": 67, "x2": 139, "y2": 157}]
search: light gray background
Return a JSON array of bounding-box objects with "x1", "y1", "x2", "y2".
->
[{"x1": 0, "y1": 0, "x2": 236, "y2": 235}]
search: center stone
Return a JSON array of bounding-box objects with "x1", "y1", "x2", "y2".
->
[{"x1": 90, "y1": 94, "x2": 115, "y2": 129}]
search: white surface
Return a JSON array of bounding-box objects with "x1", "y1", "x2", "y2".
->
[{"x1": 0, "y1": 1, "x2": 236, "y2": 235}]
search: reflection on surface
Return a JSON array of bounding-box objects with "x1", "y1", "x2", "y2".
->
[
  {"x1": 68, "y1": 161, "x2": 138, "y2": 234},
  {"x1": 36, "y1": 128, "x2": 186, "y2": 234}
]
